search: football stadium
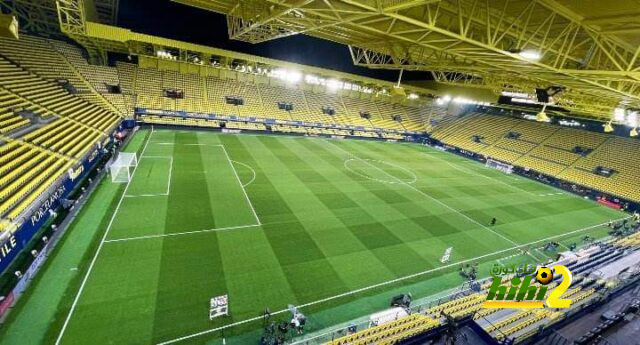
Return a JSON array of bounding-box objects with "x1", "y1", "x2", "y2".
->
[{"x1": 1, "y1": 1, "x2": 640, "y2": 344}]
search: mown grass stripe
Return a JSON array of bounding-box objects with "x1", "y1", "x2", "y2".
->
[{"x1": 152, "y1": 132, "x2": 225, "y2": 343}]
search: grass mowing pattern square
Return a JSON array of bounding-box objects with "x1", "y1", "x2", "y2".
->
[{"x1": 55, "y1": 129, "x2": 625, "y2": 345}]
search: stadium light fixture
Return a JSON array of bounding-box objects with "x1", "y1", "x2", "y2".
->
[
  {"x1": 270, "y1": 68, "x2": 302, "y2": 84},
  {"x1": 614, "y1": 107, "x2": 626, "y2": 122},
  {"x1": 436, "y1": 95, "x2": 451, "y2": 106},
  {"x1": 452, "y1": 97, "x2": 488, "y2": 105},
  {"x1": 327, "y1": 79, "x2": 342, "y2": 91},
  {"x1": 518, "y1": 49, "x2": 542, "y2": 61},
  {"x1": 286, "y1": 70, "x2": 302, "y2": 84},
  {"x1": 305, "y1": 74, "x2": 319, "y2": 84},
  {"x1": 626, "y1": 111, "x2": 638, "y2": 127},
  {"x1": 501, "y1": 91, "x2": 530, "y2": 98}
]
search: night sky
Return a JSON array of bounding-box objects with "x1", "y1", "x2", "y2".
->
[{"x1": 117, "y1": 0, "x2": 430, "y2": 82}]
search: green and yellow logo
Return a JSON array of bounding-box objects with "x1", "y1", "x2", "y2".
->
[{"x1": 482, "y1": 264, "x2": 573, "y2": 309}]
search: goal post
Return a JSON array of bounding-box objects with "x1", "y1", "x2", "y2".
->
[
  {"x1": 486, "y1": 158, "x2": 514, "y2": 174},
  {"x1": 110, "y1": 152, "x2": 137, "y2": 183}
]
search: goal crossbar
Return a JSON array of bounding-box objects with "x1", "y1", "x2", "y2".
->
[{"x1": 110, "y1": 152, "x2": 138, "y2": 183}]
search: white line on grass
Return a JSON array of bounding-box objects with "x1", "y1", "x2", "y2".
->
[
  {"x1": 166, "y1": 156, "x2": 173, "y2": 195},
  {"x1": 219, "y1": 145, "x2": 261, "y2": 225},
  {"x1": 55, "y1": 126, "x2": 155, "y2": 345},
  {"x1": 123, "y1": 156, "x2": 173, "y2": 197},
  {"x1": 534, "y1": 248, "x2": 547, "y2": 260},
  {"x1": 153, "y1": 142, "x2": 224, "y2": 147},
  {"x1": 103, "y1": 224, "x2": 261, "y2": 243},
  {"x1": 330, "y1": 142, "x2": 520, "y2": 247},
  {"x1": 424, "y1": 152, "x2": 540, "y2": 197},
  {"x1": 420, "y1": 147, "x2": 612, "y2": 205},
  {"x1": 124, "y1": 193, "x2": 168, "y2": 198},
  {"x1": 343, "y1": 158, "x2": 417, "y2": 185},
  {"x1": 156, "y1": 216, "x2": 630, "y2": 345},
  {"x1": 230, "y1": 160, "x2": 256, "y2": 187}
]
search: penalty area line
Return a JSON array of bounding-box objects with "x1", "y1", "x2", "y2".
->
[
  {"x1": 103, "y1": 224, "x2": 261, "y2": 243},
  {"x1": 124, "y1": 193, "x2": 168, "y2": 198},
  {"x1": 219, "y1": 145, "x2": 261, "y2": 225},
  {"x1": 329, "y1": 141, "x2": 520, "y2": 248},
  {"x1": 156, "y1": 216, "x2": 629, "y2": 345}
]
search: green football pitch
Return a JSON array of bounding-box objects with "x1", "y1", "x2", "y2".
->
[{"x1": 51, "y1": 127, "x2": 625, "y2": 345}]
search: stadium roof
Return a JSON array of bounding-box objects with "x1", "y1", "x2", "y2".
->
[
  {"x1": 170, "y1": 0, "x2": 640, "y2": 119},
  {"x1": 4, "y1": 0, "x2": 640, "y2": 120}
]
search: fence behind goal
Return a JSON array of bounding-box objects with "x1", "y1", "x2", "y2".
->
[{"x1": 110, "y1": 152, "x2": 138, "y2": 183}]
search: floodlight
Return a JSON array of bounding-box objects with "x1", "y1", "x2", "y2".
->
[
  {"x1": 286, "y1": 70, "x2": 302, "y2": 83},
  {"x1": 627, "y1": 111, "x2": 638, "y2": 127},
  {"x1": 408, "y1": 93, "x2": 419, "y2": 100},
  {"x1": 327, "y1": 79, "x2": 341, "y2": 91},
  {"x1": 518, "y1": 50, "x2": 541, "y2": 61},
  {"x1": 614, "y1": 107, "x2": 625, "y2": 122}
]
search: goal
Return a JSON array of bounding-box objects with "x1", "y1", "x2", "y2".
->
[
  {"x1": 110, "y1": 152, "x2": 138, "y2": 183},
  {"x1": 486, "y1": 158, "x2": 513, "y2": 174}
]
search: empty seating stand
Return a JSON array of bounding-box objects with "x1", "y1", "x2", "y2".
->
[
  {"x1": 0, "y1": 38, "x2": 122, "y2": 226},
  {"x1": 431, "y1": 114, "x2": 640, "y2": 203},
  {"x1": 326, "y1": 314, "x2": 439, "y2": 345},
  {"x1": 117, "y1": 59, "x2": 427, "y2": 132}
]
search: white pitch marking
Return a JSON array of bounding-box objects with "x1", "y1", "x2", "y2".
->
[
  {"x1": 104, "y1": 224, "x2": 261, "y2": 243},
  {"x1": 124, "y1": 194, "x2": 167, "y2": 198},
  {"x1": 219, "y1": 145, "x2": 261, "y2": 225},
  {"x1": 156, "y1": 215, "x2": 631, "y2": 345},
  {"x1": 330, "y1": 141, "x2": 520, "y2": 247},
  {"x1": 424, "y1": 152, "x2": 540, "y2": 197},
  {"x1": 230, "y1": 160, "x2": 257, "y2": 187},
  {"x1": 166, "y1": 156, "x2": 173, "y2": 195},
  {"x1": 152, "y1": 142, "x2": 224, "y2": 147},
  {"x1": 343, "y1": 158, "x2": 417, "y2": 185},
  {"x1": 56, "y1": 126, "x2": 155, "y2": 345},
  {"x1": 123, "y1": 156, "x2": 173, "y2": 197}
]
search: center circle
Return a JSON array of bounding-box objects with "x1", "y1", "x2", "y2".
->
[{"x1": 343, "y1": 158, "x2": 417, "y2": 185}]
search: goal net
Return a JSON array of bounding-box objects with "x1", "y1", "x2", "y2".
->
[
  {"x1": 110, "y1": 152, "x2": 137, "y2": 183},
  {"x1": 486, "y1": 158, "x2": 514, "y2": 174}
]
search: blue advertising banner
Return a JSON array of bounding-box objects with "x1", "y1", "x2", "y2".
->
[{"x1": 0, "y1": 147, "x2": 106, "y2": 274}]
